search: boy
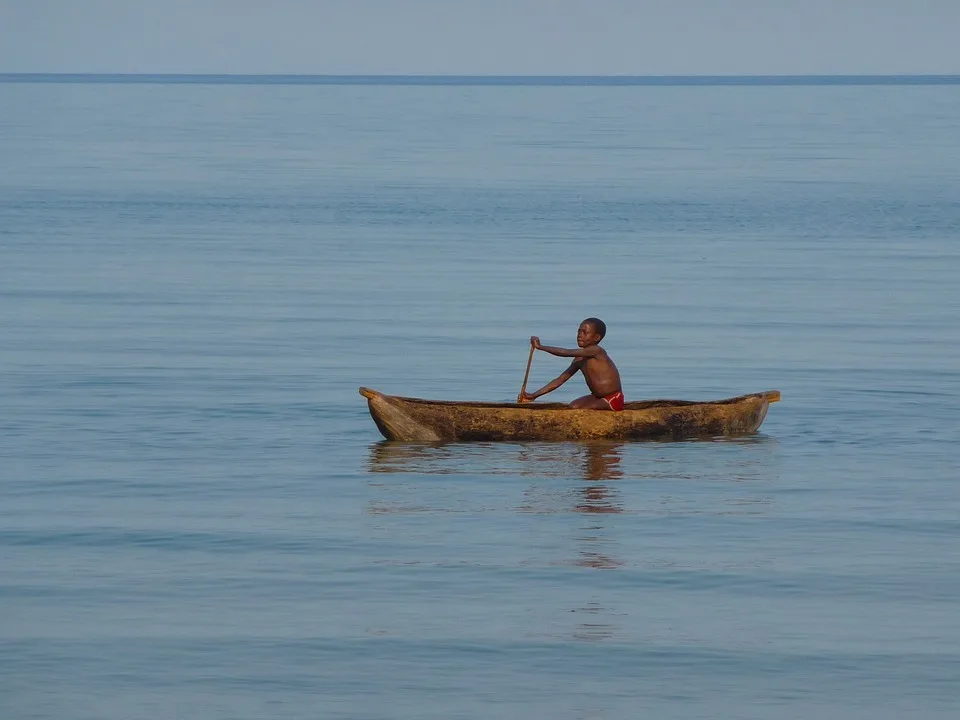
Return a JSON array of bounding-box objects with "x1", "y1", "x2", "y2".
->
[{"x1": 518, "y1": 318, "x2": 625, "y2": 410}]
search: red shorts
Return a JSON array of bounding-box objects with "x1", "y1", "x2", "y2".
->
[{"x1": 602, "y1": 390, "x2": 625, "y2": 411}]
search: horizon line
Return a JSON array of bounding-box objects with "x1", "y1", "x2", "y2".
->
[{"x1": 2, "y1": 72, "x2": 959, "y2": 86}]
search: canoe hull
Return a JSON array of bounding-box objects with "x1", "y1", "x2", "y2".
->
[{"x1": 359, "y1": 387, "x2": 779, "y2": 442}]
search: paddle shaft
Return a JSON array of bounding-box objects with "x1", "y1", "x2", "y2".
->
[{"x1": 517, "y1": 344, "x2": 535, "y2": 403}]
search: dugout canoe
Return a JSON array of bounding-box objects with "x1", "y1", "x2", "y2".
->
[{"x1": 359, "y1": 387, "x2": 780, "y2": 442}]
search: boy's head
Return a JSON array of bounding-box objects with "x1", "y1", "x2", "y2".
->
[{"x1": 577, "y1": 317, "x2": 606, "y2": 347}]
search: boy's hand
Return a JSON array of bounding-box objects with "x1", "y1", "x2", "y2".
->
[
  {"x1": 518, "y1": 391, "x2": 536, "y2": 403},
  {"x1": 529, "y1": 336, "x2": 541, "y2": 349}
]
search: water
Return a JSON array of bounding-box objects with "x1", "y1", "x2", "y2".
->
[{"x1": 1, "y1": 77, "x2": 959, "y2": 719}]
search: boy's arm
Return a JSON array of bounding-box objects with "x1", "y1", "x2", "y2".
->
[
  {"x1": 522, "y1": 361, "x2": 580, "y2": 401},
  {"x1": 531, "y1": 336, "x2": 601, "y2": 359}
]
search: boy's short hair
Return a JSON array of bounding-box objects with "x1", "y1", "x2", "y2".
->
[{"x1": 583, "y1": 317, "x2": 606, "y2": 339}]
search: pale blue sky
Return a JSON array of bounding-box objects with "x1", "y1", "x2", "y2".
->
[{"x1": 1, "y1": 0, "x2": 958, "y2": 75}]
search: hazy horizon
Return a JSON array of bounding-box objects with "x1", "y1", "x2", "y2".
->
[
  {"x1": 3, "y1": 72, "x2": 960, "y2": 79},
  {"x1": 2, "y1": 1, "x2": 959, "y2": 76}
]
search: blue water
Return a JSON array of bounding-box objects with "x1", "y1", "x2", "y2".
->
[{"x1": 2, "y1": 78, "x2": 959, "y2": 719}]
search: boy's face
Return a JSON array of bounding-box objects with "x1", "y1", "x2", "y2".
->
[{"x1": 577, "y1": 322, "x2": 601, "y2": 347}]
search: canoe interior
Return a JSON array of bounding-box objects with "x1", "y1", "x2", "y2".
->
[{"x1": 359, "y1": 388, "x2": 780, "y2": 410}]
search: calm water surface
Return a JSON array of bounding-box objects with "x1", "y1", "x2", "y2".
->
[{"x1": 1, "y1": 79, "x2": 959, "y2": 719}]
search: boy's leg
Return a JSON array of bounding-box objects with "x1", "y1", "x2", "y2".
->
[{"x1": 569, "y1": 394, "x2": 610, "y2": 410}]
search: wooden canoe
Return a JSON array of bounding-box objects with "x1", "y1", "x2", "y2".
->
[{"x1": 359, "y1": 387, "x2": 780, "y2": 442}]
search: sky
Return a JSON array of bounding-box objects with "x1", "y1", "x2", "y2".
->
[{"x1": 1, "y1": 0, "x2": 959, "y2": 76}]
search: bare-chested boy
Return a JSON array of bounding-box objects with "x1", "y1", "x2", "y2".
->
[{"x1": 518, "y1": 318, "x2": 624, "y2": 410}]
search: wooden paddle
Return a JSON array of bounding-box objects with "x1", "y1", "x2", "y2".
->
[{"x1": 517, "y1": 342, "x2": 535, "y2": 403}]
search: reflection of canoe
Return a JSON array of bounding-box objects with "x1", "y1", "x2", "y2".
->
[{"x1": 359, "y1": 387, "x2": 780, "y2": 442}]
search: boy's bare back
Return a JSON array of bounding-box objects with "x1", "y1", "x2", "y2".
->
[{"x1": 573, "y1": 346, "x2": 622, "y2": 399}]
